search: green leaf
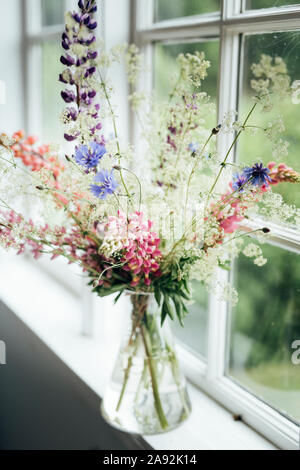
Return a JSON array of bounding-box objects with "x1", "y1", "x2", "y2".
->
[
  {"x1": 111, "y1": 272, "x2": 129, "y2": 282},
  {"x1": 164, "y1": 295, "x2": 174, "y2": 321},
  {"x1": 161, "y1": 299, "x2": 169, "y2": 326},
  {"x1": 154, "y1": 287, "x2": 162, "y2": 307},
  {"x1": 182, "y1": 279, "x2": 190, "y2": 294},
  {"x1": 178, "y1": 289, "x2": 190, "y2": 300},
  {"x1": 96, "y1": 283, "x2": 127, "y2": 297},
  {"x1": 172, "y1": 295, "x2": 184, "y2": 327},
  {"x1": 114, "y1": 290, "x2": 124, "y2": 304},
  {"x1": 181, "y1": 301, "x2": 188, "y2": 315}
]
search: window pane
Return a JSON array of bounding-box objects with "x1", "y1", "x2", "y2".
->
[
  {"x1": 42, "y1": 41, "x2": 64, "y2": 142},
  {"x1": 154, "y1": 40, "x2": 219, "y2": 358},
  {"x1": 238, "y1": 32, "x2": 300, "y2": 208},
  {"x1": 155, "y1": 0, "x2": 221, "y2": 22},
  {"x1": 246, "y1": 0, "x2": 300, "y2": 9},
  {"x1": 174, "y1": 281, "x2": 209, "y2": 359},
  {"x1": 229, "y1": 244, "x2": 300, "y2": 423},
  {"x1": 154, "y1": 40, "x2": 219, "y2": 128},
  {"x1": 41, "y1": 0, "x2": 64, "y2": 27}
]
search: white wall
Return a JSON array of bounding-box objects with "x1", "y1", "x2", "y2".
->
[{"x1": 0, "y1": 0, "x2": 25, "y2": 134}]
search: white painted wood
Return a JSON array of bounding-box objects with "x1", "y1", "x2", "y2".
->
[
  {"x1": 131, "y1": 0, "x2": 300, "y2": 450},
  {"x1": 0, "y1": 253, "x2": 276, "y2": 450},
  {"x1": 17, "y1": 0, "x2": 300, "y2": 448}
]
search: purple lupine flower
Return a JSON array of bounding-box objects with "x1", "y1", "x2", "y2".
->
[
  {"x1": 59, "y1": 70, "x2": 74, "y2": 85},
  {"x1": 74, "y1": 142, "x2": 106, "y2": 169},
  {"x1": 88, "y1": 51, "x2": 98, "y2": 60},
  {"x1": 60, "y1": 0, "x2": 102, "y2": 143},
  {"x1": 242, "y1": 163, "x2": 272, "y2": 187},
  {"x1": 73, "y1": 12, "x2": 81, "y2": 23},
  {"x1": 88, "y1": 90, "x2": 96, "y2": 99},
  {"x1": 90, "y1": 169, "x2": 118, "y2": 199},
  {"x1": 61, "y1": 33, "x2": 70, "y2": 50},
  {"x1": 64, "y1": 132, "x2": 80, "y2": 142},
  {"x1": 88, "y1": 20, "x2": 97, "y2": 30},
  {"x1": 65, "y1": 107, "x2": 78, "y2": 121},
  {"x1": 83, "y1": 14, "x2": 91, "y2": 25},
  {"x1": 59, "y1": 73, "x2": 68, "y2": 84},
  {"x1": 60, "y1": 54, "x2": 75, "y2": 66},
  {"x1": 61, "y1": 90, "x2": 76, "y2": 103},
  {"x1": 91, "y1": 122, "x2": 103, "y2": 135}
]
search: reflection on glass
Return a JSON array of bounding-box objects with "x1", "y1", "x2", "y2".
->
[
  {"x1": 173, "y1": 281, "x2": 209, "y2": 359},
  {"x1": 154, "y1": 40, "x2": 219, "y2": 128},
  {"x1": 41, "y1": 0, "x2": 65, "y2": 26},
  {"x1": 246, "y1": 0, "x2": 300, "y2": 9},
  {"x1": 229, "y1": 244, "x2": 300, "y2": 423},
  {"x1": 239, "y1": 32, "x2": 300, "y2": 207},
  {"x1": 155, "y1": 0, "x2": 220, "y2": 22},
  {"x1": 42, "y1": 41, "x2": 64, "y2": 142}
]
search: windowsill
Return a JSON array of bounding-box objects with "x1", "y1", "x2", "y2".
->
[{"x1": 0, "y1": 254, "x2": 276, "y2": 450}]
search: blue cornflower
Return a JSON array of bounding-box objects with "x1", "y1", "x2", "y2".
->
[
  {"x1": 188, "y1": 142, "x2": 199, "y2": 153},
  {"x1": 74, "y1": 142, "x2": 106, "y2": 170},
  {"x1": 90, "y1": 169, "x2": 118, "y2": 199},
  {"x1": 242, "y1": 163, "x2": 272, "y2": 187},
  {"x1": 232, "y1": 173, "x2": 249, "y2": 192}
]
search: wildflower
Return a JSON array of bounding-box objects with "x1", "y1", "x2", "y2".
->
[
  {"x1": 60, "y1": 0, "x2": 101, "y2": 143},
  {"x1": 61, "y1": 90, "x2": 76, "y2": 103},
  {"x1": 232, "y1": 173, "x2": 249, "y2": 192},
  {"x1": 254, "y1": 256, "x2": 267, "y2": 267},
  {"x1": 177, "y1": 51, "x2": 210, "y2": 87},
  {"x1": 97, "y1": 211, "x2": 162, "y2": 287},
  {"x1": 243, "y1": 243, "x2": 262, "y2": 258},
  {"x1": 64, "y1": 132, "x2": 80, "y2": 142},
  {"x1": 242, "y1": 163, "x2": 272, "y2": 187},
  {"x1": 188, "y1": 142, "x2": 199, "y2": 153},
  {"x1": 74, "y1": 142, "x2": 106, "y2": 169},
  {"x1": 267, "y1": 162, "x2": 300, "y2": 184},
  {"x1": 220, "y1": 214, "x2": 243, "y2": 234},
  {"x1": 90, "y1": 169, "x2": 118, "y2": 199}
]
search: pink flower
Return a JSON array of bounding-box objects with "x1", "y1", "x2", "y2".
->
[
  {"x1": 220, "y1": 214, "x2": 243, "y2": 234},
  {"x1": 98, "y1": 211, "x2": 162, "y2": 287}
]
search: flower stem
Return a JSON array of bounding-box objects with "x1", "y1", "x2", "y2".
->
[
  {"x1": 166, "y1": 342, "x2": 190, "y2": 418},
  {"x1": 184, "y1": 132, "x2": 213, "y2": 225},
  {"x1": 115, "y1": 295, "x2": 148, "y2": 412},
  {"x1": 207, "y1": 102, "x2": 257, "y2": 201},
  {"x1": 141, "y1": 324, "x2": 169, "y2": 430},
  {"x1": 98, "y1": 70, "x2": 131, "y2": 199},
  {"x1": 116, "y1": 355, "x2": 133, "y2": 412}
]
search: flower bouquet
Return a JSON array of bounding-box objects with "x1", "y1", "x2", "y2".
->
[{"x1": 0, "y1": 0, "x2": 299, "y2": 434}]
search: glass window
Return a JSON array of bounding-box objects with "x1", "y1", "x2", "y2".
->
[
  {"x1": 238, "y1": 32, "x2": 300, "y2": 208},
  {"x1": 154, "y1": 40, "x2": 219, "y2": 358},
  {"x1": 154, "y1": 40, "x2": 219, "y2": 128},
  {"x1": 228, "y1": 244, "x2": 300, "y2": 423},
  {"x1": 174, "y1": 281, "x2": 209, "y2": 359},
  {"x1": 41, "y1": 0, "x2": 65, "y2": 26},
  {"x1": 155, "y1": 0, "x2": 221, "y2": 22},
  {"x1": 42, "y1": 40, "x2": 64, "y2": 143},
  {"x1": 246, "y1": 0, "x2": 300, "y2": 9}
]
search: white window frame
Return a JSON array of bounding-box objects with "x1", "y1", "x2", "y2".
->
[
  {"x1": 21, "y1": 0, "x2": 300, "y2": 448},
  {"x1": 24, "y1": 0, "x2": 95, "y2": 336},
  {"x1": 134, "y1": 0, "x2": 300, "y2": 450},
  {"x1": 23, "y1": 0, "x2": 133, "y2": 338}
]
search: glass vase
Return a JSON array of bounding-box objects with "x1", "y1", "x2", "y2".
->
[{"x1": 101, "y1": 292, "x2": 191, "y2": 434}]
